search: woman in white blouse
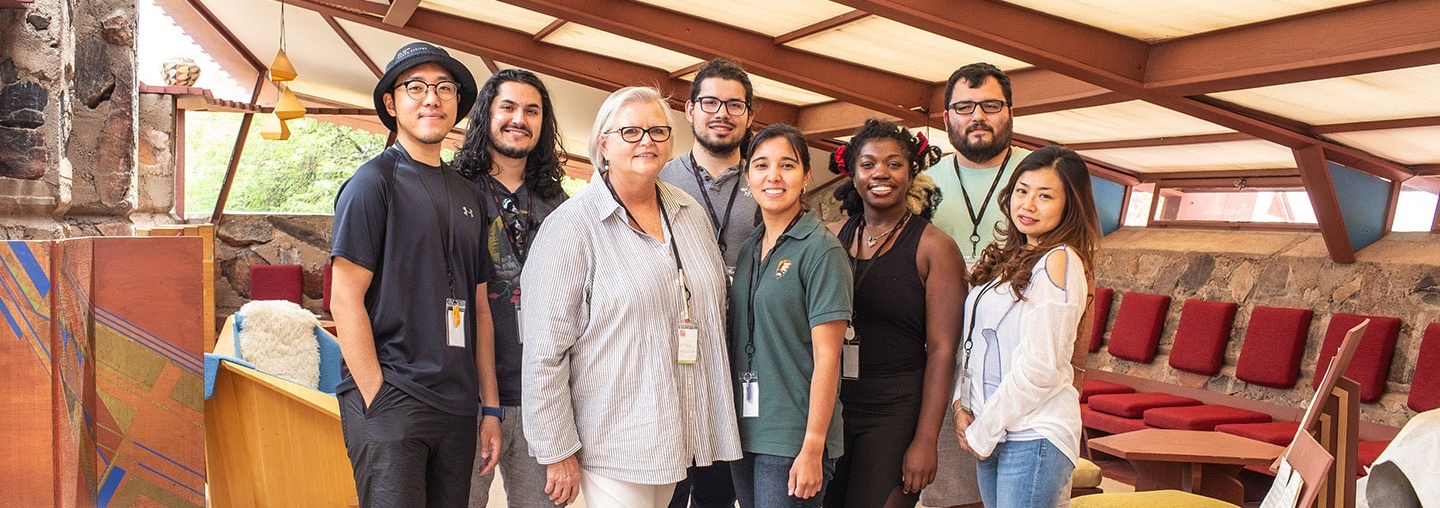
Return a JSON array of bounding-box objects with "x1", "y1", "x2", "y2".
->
[{"x1": 951, "y1": 145, "x2": 1099, "y2": 508}]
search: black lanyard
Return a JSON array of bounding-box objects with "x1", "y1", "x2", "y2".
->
[
  {"x1": 688, "y1": 154, "x2": 742, "y2": 255},
  {"x1": 961, "y1": 279, "x2": 1000, "y2": 372},
  {"x1": 483, "y1": 175, "x2": 534, "y2": 264},
  {"x1": 848, "y1": 212, "x2": 910, "y2": 290},
  {"x1": 743, "y1": 208, "x2": 805, "y2": 372},
  {"x1": 954, "y1": 147, "x2": 1013, "y2": 257},
  {"x1": 411, "y1": 149, "x2": 457, "y2": 298},
  {"x1": 602, "y1": 171, "x2": 689, "y2": 302}
]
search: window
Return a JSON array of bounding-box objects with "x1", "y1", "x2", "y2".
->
[{"x1": 1392, "y1": 187, "x2": 1439, "y2": 232}]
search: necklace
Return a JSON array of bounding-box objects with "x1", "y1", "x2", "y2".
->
[{"x1": 863, "y1": 216, "x2": 907, "y2": 247}]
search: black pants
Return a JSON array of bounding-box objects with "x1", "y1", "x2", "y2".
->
[
  {"x1": 825, "y1": 370, "x2": 925, "y2": 508},
  {"x1": 340, "y1": 382, "x2": 478, "y2": 508},
  {"x1": 667, "y1": 461, "x2": 736, "y2": 508}
]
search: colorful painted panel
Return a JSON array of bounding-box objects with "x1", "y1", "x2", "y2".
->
[{"x1": 1, "y1": 240, "x2": 57, "y2": 507}]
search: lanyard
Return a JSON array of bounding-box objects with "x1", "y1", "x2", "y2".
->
[
  {"x1": 954, "y1": 147, "x2": 1012, "y2": 257},
  {"x1": 483, "y1": 175, "x2": 534, "y2": 264},
  {"x1": 848, "y1": 212, "x2": 910, "y2": 290},
  {"x1": 602, "y1": 171, "x2": 691, "y2": 312},
  {"x1": 743, "y1": 208, "x2": 805, "y2": 372},
  {"x1": 688, "y1": 154, "x2": 742, "y2": 255},
  {"x1": 409, "y1": 147, "x2": 458, "y2": 298}
]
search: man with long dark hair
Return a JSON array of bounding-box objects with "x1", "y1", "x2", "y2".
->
[{"x1": 453, "y1": 68, "x2": 570, "y2": 508}]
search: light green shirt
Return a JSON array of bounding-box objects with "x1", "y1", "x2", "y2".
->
[{"x1": 927, "y1": 147, "x2": 1032, "y2": 262}]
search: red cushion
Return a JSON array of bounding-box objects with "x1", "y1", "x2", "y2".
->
[
  {"x1": 1168, "y1": 299, "x2": 1238, "y2": 375},
  {"x1": 1215, "y1": 421, "x2": 1300, "y2": 446},
  {"x1": 1312, "y1": 313, "x2": 1402, "y2": 402},
  {"x1": 1358, "y1": 440, "x2": 1390, "y2": 476},
  {"x1": 1081, "y1": 403, "x2": 1151, "y2": 435},
  {"x1": 1145, "y1": 404, "x2": 1271, "y2": 431},
  {"x1": 1089, "y1": 287, "x2": 1114, "y2": 353},
  {"x1": 1088, "y1": 392, "x2": 1200, "y2": 418},
  {"x1": 1235, "y1": 306, "x2": 1313, "y2": 388},
  {"x1": 1410, "y1": 323, "x2": 1440, "y2": 412},
  {"x1": 1107, "y1": 292, "x2": 1171, "y2": 363},
  {"x1": 250, "y1": 264, "x2": 303, "y2": 305},
  {"x1": 1081, "y1": 379, "x2": 1134, "y2": 403},
  {"x1": 321, "y1": 262, "x2": 333, "y2": 314}
]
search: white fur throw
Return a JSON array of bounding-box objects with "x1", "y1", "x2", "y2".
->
[{"x1": 237, "y1": 300, "x2": 321, "y2": 389}]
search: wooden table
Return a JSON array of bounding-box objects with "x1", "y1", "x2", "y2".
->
[{"x1": 1088, "y1": 428, "x2": 1284, "y2": 506}]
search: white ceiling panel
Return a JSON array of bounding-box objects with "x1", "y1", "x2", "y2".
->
[
  {"x1": 420, "y1": 0, "x2": 556, "y2": 35},
  {"x1": 1080, "y1": 140, "x2": 1295, "y2": 173},
  {"x1": 633, "y1": 0, "x2": 853, "y2": 37},
  {"x1": 196, "y1": 0, "x2": 376, "y2": 104},
  {"x1": 1001, "y1": 0, "x2": 1369, "y2": 42},
  {"x1": 1324, "y1": 126, "x2": 1440, "y2": 165},
  {"x1": 677, "y1": 71, "x2": 834, "y2": 106},
  {"x1": 541, "y1": 23, "x2": 703, "y2": 73},
  {"x1": 785, "y1": 15, "x2": 1030, "y2": 82},
  {"x1": 1209, "y1": 64, "x2": 1440, "y2": 126},
  {"x1": 1016, "y1": 100, "x2": 1233, "y2": 144}
]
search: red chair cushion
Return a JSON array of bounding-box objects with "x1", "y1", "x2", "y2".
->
[
  {"x1": 1081, "y1": 403, "x2": 1151, "y2": 435},
  {"x1": 321, "y1": 262, "x2": 333, "y2": 314},
  {"x1": 1168, "y1": 299, "x2": 1238, "y2": 375},
  {"x1": 1081, "y1": 379, "x2": 1135, "y2": 403},
  {"x1": 1107, "y1": 292, "x2": 1171, "y2": 363},
  {"x1": 1088, "y1": 392, "x2": 1200, "y2": 418},
  {"x1": 1410, "y1": 323, "x2": 1440, "y2": 412},
  {"x1": 250, "y1": 264, "x2": 303, "y2": 305},
  {"x1": 1089, "y1": 287, "x2": 1114, "y2": 353},
  {"x1": 1215, "y1": 421, "x2": 1300, "y2": 446},
  {"x1": 1312, "y1": 313, "x2": 1402, "y2": 402},
  {"x1": 1235, "y1": 306, "x2": 1313, "y2": 388},
  {"x1": 1144, "y1": 404, "x2": 1271, "y2": 431},
  {"x1": 1358, "y1": 440, "x2": 1390, "y2": 476}
]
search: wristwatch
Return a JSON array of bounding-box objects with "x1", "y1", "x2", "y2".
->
[{"x1": 482, "y1": 406, "x2": 505, "y2": 421}]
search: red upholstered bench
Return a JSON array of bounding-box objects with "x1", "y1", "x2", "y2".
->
[
  {"x1": 1405, "y1": 323, "x2": 1440, "y2": 413},
  {"x1": 1357, "y1": 439, "x2": 1390, "y2": 476},
  {"x1": 1106, "y1": 292, "x2": 1171, "y2": 363},
  {"x1": 1081, "y1": 403, "x2": 1151, "y2": 435},
  {"x1": 321, "y1": 262, "x2": 333, "y2": 315},
  {"x1": 1215, "y1": 421, "x2": 1299, "y2": 446},
  {"x1": 1088, "y1": 287, "x2": 1114, "y2": 353},
  {"x1": 250, "y1": 264, "x2": 304, "y2": 305},
  {"x1": 1088, "y1": 392, "x2": 1200, "y2": 419},
  {"x1": 1167, "y1": 299, "x2": 1237, "y2": 375},
  {"x1": 1313, "y1": 313, "x2": 1402, "y2": 403},
  {"x1": 1082, "y1": 379, "x2": 1134, "y2": 403},
  {"x1": 1235, "y1": 306, "x2": 1313, "y2": 388},
  {"x1": 1144, "y1": 404, "x2": 1270, "y2": 431}
]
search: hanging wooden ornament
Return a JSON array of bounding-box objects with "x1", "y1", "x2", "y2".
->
[
  {"x1": 260, "y1": 114, "x2": 291, "y2": 140},
  {"x1": 274, "y1": 85, "x2": 306, "y2": 121}
]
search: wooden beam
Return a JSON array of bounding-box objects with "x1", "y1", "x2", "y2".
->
[
  {"x1": 0, "y1": 0, "x2": 34, "y2": 8},
  {"x1": 293, "y1": 0, "x2": 800, "y2": 126},
  {"x1": 1433, "y1": 190, "x2": 1440, "y2": 233},
  {"x1": 1153, "y1": 176, "x2": 1303, "y2": 189},
  {"x1": 1012, "y1": 133, "x2": 1140, "y2": 186},
  {"x1": 322, "y1": 14, "x2": 383, "y2": 78},
  {"x1": 1312, "y1": 115, "x2": 1440, "y2": 135},
  {"x1": 1146, "y1": 0, "x2": 1440, "y2": 95},
  {"x1": 797, "y1": 101, "x2": 900, "y2": 139},
  {"x1": 181, "y1": 0, "x2": 265, "y2": 72},
  {"x1": 175, "y1": 108, "x2": 186, "y2": 218},
  {"x1": 532, "y1": 19, "x2": 567, "y2": 41},
  {"x1": 1295, "y1": 144, "x2": 1354, "y2": 263},
  {"x1": 773, "y1": 10, "x2": 869, "y2": 45},
  {"x1": 212, "y1": 75, "x2": 269, "y2": 226},
  {"x1": 1065, "y1": 132, "x2": 1254, "y2": 151},
  {"x1": 501, "y1": 0, "x2": 931, "y2": 124},
  {"x1": 1137, "y1": 168, "x2": 1298, "y2": 182},
  {"x1": 381, "y1": 0, "x2": 421, "y2": 27},
  {"x1": 1384, "y1": 180, "x2": 1400, "y2": 235},
  {"x1": 1416, "y1": 165, "x2": 1440, "y2": 176},
  {"x1": 480, "y1": 57, "x2": 500, "y2": 75}
]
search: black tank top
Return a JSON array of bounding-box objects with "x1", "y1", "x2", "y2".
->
[{"x1": 839, "y1": 214, "x2": 929, "y2": 374}]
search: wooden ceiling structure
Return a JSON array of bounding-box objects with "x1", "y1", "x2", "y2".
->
[{"x1": 150, "y1": 0, "x2": 1440, "y2": 262}]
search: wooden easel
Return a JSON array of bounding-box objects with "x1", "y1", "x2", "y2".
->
[
  {"x1": 1265, "y1": 320, "x2": 1365, "y2": 508},
  {"x1": 1315, "y1": 377, "x2": 1359, "y2": 508}
]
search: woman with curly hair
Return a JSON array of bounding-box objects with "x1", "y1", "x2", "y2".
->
[
  {"x1": 823, "y1": 119, "x2": 969, "y2": 508},
  {"x1": 951, "y1": 145, "x2": 1099, "y2": 508}
]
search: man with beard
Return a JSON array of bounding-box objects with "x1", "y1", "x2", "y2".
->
[
  {"x1": 659, "y1": 58, "x2": 759, "y2": 276},
  {"x1": 332, "y1": 42, "x2": 498, "y2": 506},
  {"x1": 920, "y1": 62, "x2": 1030, "y2": 508},
  {"x1": 655, "y1": 58, "x2": 756, "y2": 508},
  {"x1": 452, "y1": 68, "x2": 571, "y2": 508}
]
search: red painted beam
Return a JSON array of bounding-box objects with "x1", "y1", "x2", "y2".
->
[{"x1": 1294, "y1": 145, "x2": 1354, "y2": 263}]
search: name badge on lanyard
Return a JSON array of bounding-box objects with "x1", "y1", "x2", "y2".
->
[
  {"x1": 740, "y1": 371, "x2": 759, "y2": 418},
  {"x1": 841, "y1": 325, "x2": 860, "y2": 380},
  {"x1": 445, "y1": 298, "x2": 466, "y2": 348}
]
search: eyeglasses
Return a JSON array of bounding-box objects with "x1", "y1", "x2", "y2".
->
[
  {"x1": 395, "y1": 79, "x2": 460, "y2": 101},
  {"x1": 694, "y1": 96, "x2": 749, "y2": 116},
  {"x1": 499, "y1": 196, "x2": 529, "y2": 240},
  {"x1": 948, "y1": 99, "x2": 1008, "y2": 116},
  {"x1": 605, "y1": 126, "x2": 673, "y2": 143}
]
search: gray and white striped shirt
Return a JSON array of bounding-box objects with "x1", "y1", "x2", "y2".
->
[{"x1": 521, "y1": 179, "x2": 742, "y2": 485}]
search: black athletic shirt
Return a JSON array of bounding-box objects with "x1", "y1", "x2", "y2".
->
[{"x1": 839, "y1": 215, "x2": 930, "y2": 375}]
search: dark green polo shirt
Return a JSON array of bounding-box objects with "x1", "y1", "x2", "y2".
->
[{"x1": 729, "y1": 210, "x2": 853, "y2": 459}]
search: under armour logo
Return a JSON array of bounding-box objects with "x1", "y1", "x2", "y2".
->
[{"x1": 462, "y1": 206, "x2": 474, "y2": 217}]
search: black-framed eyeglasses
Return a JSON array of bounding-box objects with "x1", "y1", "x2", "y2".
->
[
  {"x1": 499, "y1": 196, "x2": 529, "y2": 237},
  {"x1": 949, "y1": 99, "x2": 1008, "y2": 115},
  {"x1": 605, "y1": 126, "x2": 673, "y2": 143},
  {"x1": 395, "y1": 79, "x2": 460, "y2": 101},
  {"x1": 695, "y1": 96, "x2": 749, "y2": 116}
]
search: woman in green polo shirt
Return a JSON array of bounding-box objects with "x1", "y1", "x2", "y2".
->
[{"x1": 729, "y1": 124, "x2": 853, "y2": 508}]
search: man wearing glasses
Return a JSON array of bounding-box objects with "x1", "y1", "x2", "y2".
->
[
  {"x1": 332, "y1": 42, "x2": 500, "y2": 507},
  {"x1": 452, "y1": 68, "x2": 572, "y2": 508},
  {"x1": 656, "y1": 58, "x2": 757, "y2": 508},
  {"x1": 920, "y1": 62, "x2": 1029, "y2": 508}
]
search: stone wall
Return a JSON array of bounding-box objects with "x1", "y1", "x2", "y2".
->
[
  {"x1": 1090, "y1": 228, "x2": 1440, "y2": 428},
  {"x1": 212, "y1": 214, "x2": 333, "y2": 331}
]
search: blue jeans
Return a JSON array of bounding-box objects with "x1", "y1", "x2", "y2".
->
[
  {"x1": 975, "y1": 439, "x2": 1074, "y2": 508},
  {"x1": 732, "y1": 452, "x2": 837, "y2": 508}
]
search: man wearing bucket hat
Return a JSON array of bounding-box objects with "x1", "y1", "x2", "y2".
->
[{"x1": 332, "y1": 41, "x2": 501, "y2": 507}]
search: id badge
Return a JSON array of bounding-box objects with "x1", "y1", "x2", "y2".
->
[
  {"x1": 677, "y1": 322, "x2": 699, "y2": 364},
  {"x1": 956, "y1": 365, "x2": 974, "y2": 414},
  {"x1": 514, "y1": 301, "x2": 524, "y2": 345},
  {"x1": 445, "y1": 298, "x2": 466, "y2": 348},
  {"x1": 841, "y1": 326, "x2": 859, "y2": 380},
  {"x1": 740, "y1": 372, "x2": 759, "y2": 418}
]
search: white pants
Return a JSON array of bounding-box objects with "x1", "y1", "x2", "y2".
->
[{"x1": 580, "y1": 469, "x2": 676, "y2": 508}]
